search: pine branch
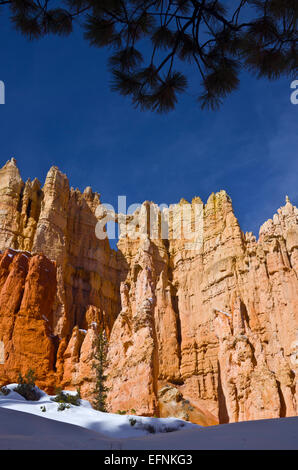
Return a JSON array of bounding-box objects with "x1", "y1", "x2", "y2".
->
[{"x1": 0, "y1": 0, "x2": 296, "y2": 111}]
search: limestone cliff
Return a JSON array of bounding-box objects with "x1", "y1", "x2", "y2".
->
[{"x1": 0, "y1": 158, "x2": 297, "y2": 425}]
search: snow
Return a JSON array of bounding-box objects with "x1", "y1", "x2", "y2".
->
[
  {"x1": 0, "y1": 384, "x2": 297, "y2": 450},
  {"x1": 7, "y1": 248, "x2": 31, "y2": 255},
  {"x1": 2, "y1": 249, "x2": 31, "y2": 262},
  {"x1": 5, "y1": 249, "x2": 31, "y2": 258},
  {"x1": 0, "y1": 385, "x2": 196, "y2": 440},
  {"x1": 0, "y1": 407, "x2": 111, "y2": 450}
]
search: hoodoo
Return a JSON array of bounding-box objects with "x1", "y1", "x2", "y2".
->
[{"x1": 0, "y1": 158, "x2": 297, "y2": 425}]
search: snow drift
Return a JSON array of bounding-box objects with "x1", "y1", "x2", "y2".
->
[{"x1": 0, "y1": 385, "x2": 297, "y2": 449}]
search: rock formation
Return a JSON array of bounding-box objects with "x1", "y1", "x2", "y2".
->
[
  {"x1": 0, "y1": 248, "x2": 57, "y2": 391},
  {"x1": 0, "y1": 158, "x2": 297, "y2": 425}
]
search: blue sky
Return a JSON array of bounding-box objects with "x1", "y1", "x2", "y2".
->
[{"x1": 0, "y1": 9, "x2": 297, "y2": 239}]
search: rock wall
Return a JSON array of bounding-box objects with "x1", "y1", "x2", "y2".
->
[
  {"x1": 0, "y1": 248, "x2": 57, "y2": 391},
  {"x1": 0, "y1": 158, "x2": 297, "y2": 424},
  {"x1": 0, "y1": 159, "x2": 121, "y2": 397}
]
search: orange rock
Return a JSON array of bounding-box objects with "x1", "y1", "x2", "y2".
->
[
  {"x1": 0, "y1": 249, "x2": 57, "y2": 391},
  {"x1": 0, "y1": 159, "x2": 297, "y2": 426},
  {"x1": 107, "y1": 194, "x2": 298, "y2": 424}
]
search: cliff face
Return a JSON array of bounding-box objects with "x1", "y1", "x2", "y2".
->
[
  {"x1": 0, "y1": 158, "x2": 297, "y2": 425},
  {"x1": 0, "y1": 159, "x2": 121, "y2": 397},
  {"x1": 0, "y1": 248, "x2": 57, "y2": 391}
]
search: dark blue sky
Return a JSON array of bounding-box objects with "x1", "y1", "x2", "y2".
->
[{"x1": 0, "y1": 10, "x2": 297, "y2": 238}]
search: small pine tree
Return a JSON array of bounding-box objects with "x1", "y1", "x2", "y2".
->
[
  {"x1": 14, "y1": 368, "x2": 40, "y2": 401},
  {"x1": 92, "y1": 329, "x2": 109, "y2": 412}
]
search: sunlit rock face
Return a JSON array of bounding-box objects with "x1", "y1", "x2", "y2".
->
[
  {"x1": 0, "y1": 248, "x2": 57, "y2": 391},
  {"x1": 0, "y1": 158, "x2": 297, "y2": 425},
  {"x1": 0, "y1": 159, "x2": 121, "y2": 399}
]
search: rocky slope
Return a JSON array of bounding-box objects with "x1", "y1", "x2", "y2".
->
[{"x1": 0, "y1": 158, "x2": 297, "y2": 425}]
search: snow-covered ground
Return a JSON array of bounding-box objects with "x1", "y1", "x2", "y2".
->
[
  {"x1": 0, "y1": 384, "x2": 297, "y2": 449},
  {"x1": 0, "y1": 384, "x2": 197, "y2": 445}
]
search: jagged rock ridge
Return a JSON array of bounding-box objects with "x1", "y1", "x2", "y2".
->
[{"x1": 0, "y1": 158, "x2": 297, "y2": 425}]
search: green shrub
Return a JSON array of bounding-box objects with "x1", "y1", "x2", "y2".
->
[
  {"x1": 0, "y1": 386, "x2": 10, "y2": 396},
  {"x1": 57, "y1": 402, "x2": 70, "y2": 411},
  {"x1": 14, "y1": 369, "x2": 40, "y2": 401},
  {"x1": 52, "y1": 389, "x2": 81, "y2": 406},
  {"x1": 116, "y1": 410, "x2": 127, "y2": 415}
]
